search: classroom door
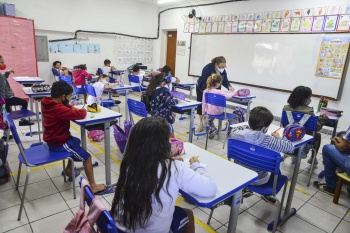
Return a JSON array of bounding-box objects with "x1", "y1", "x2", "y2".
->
[{"x1": 166, "y1": 31, "x2": 177, "y2": 77}]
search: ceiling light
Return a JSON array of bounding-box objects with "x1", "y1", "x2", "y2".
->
[{"x1": 157, "y1": 0, "x2": 180, "y2": 4}]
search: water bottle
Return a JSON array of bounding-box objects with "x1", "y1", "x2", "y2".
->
[
  {"x1": 2, "y1": 105, "x2": 6, "y2": 123},
  {"x1": 120, "y1": 79, "x2": 124, "y2": 87}
]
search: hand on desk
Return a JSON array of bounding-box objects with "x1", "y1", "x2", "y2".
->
[
  {"x1": 271, "y1": 132, "x2": 281, "y2": 139},
  {"x1": 190, "y1": 156, "x2": 200, "y2": 164},
  {"x1": 228, "y1": 86, "x2": 235, "y2": 92}
]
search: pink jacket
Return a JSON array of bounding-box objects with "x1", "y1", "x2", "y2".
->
[
  {"x1": 202, "y1": 88, "x2": 236, "y2": 115},
  {"x1": 73, "y1": 70, "x2": 92, "y2": 86}
]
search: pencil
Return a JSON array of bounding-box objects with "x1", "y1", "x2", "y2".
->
[
  {"x1": 273, "y1": 127, "x2": 281, "y2": 134},
  {"x1": 193, "y1": 156, "x2": 199, "y2": 162}
]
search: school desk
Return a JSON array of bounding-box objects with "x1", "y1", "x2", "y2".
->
[
  {"x1": 226, "y1": 94, "x2": 256, "y2": 120},
  {"x1": 172, "y1": 100, "x2": 202, "y2": 142},
  {"x1": 316, "y1": 113, "x2": 341, "y2": 138},
  {"x1": 180, "y1": 142, "x2": 258, "y2": 233},
  {"x1": 12, "y1": 76, "x2": 45, "y2": 86},
  {"x1": 109, "y1": 85, "x2": 134, "y2": 120},
  {"x1": 173, "y1": 82, "x2": 196, "y2": 100},
  {"x1": 73, "y1": 105, "x2": 122, "y2": 185},
  {"x1": 21, "y1": 87, "x2": 51, "y2": 142},
  {"x1": 109, "y1": 70, "x2": 125, "y2": 80}
]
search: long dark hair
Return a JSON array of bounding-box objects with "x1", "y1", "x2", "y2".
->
[
  {"x1": 287, "y1": 86, "x2": 312, "y2": 109},
  {"x1": 145, "y1": 72, "x2": 165, "y2": 103},
  {"x1": 110, "y1": 117, "x2": 173, "y2": 231}
]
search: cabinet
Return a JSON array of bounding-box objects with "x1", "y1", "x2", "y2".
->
[{"x1": 0, "y1": 16, "x2": 38, "y2": 99}]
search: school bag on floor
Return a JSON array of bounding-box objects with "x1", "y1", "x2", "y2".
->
[
  {"x1": 64, "y1": 179, "x2": 107, "y2": 233},
  {"x1": 0, "y1": 138, "x2": 11, "y2": 183},
  {"x1": 113, "y1": 120, "x2": 132, "y2": 154},
  {"x1": 87, "y1": 130, "x2": 104, "y2": 142}
]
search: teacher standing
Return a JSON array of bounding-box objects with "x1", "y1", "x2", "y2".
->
[{"x1": 196, "y1": 56, "x2": 234, "y2": 131}]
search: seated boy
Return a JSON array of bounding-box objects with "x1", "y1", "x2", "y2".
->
[
  {"x1": 313, "y1": 128, "x2": 350, "y2": 195},
  {"x1": 53, "y1": 61, "x2": 69, "y2": 81},
  {"x1": 130, "y1": 65, "x2": 153, "y2": 87},
  {"x1": 232, "y1": 106, "x2": 294, "y2": 186},
  {"x1": 101, "y1": 59, "x2": 116, "y2": 75},
  {"x1": 41, "y1": 81, "x2": 108, "y2": 194},
  {"x1": 161, "y1": 65, "x2": 180, "y2": 91}
]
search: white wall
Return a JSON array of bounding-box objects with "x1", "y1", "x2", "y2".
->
[
  {"x1": 154, "y1": 0, "x2": 350, "y2": 130},
  {"x1": 7, "y1": 0, "x2": 159, "y2": 83}
]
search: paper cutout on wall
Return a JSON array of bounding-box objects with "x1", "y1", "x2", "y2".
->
[{"x1": 49, "y1": 42, "x2": 101, "y2": 54}]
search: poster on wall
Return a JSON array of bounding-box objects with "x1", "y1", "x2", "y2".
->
[
  {"x1": 116, "y1": 36, "x2": 153, "y2": 64},
  {"x1": 183, "y1": 23, "x2": 189, "y2": 33},
  {"x1": 246, "y1": 21, "x2": 254, "y2": 33},
  {"x1": 176, "y1": 40, "x2": 186, "y2": 56},
  {"x1": 224, "y1": 22, "x2": 232, "y2": 33},
  {"x1": 323, "y1": 15, "x2": 339, "y2": 31},
  {"x1": 254, "y1": 20, "x2": 262, "y2": 32},
  {"x1": 315, "y1": 37, "x2": 350, "y2": 79},
  {"x1": 199, "y1": 23, "x2": 206, "y2": 33},
  {"x1": 49, "y1": 42, "x2": 101, "y2": 54},
  {"x1": 231, "y1": 21, "x2": 238, "y2": 32},
  {"x1": 271, "y1": 19, "x2": 281, "y2": 32},
  {"x1": 290, "y1": 18, "x2": 301, "y2": 32},
  {"x1": 312, "y1": 16, "x2": 325, "y2": 31},
  {"x1": 300, "y1": 17, "x2": 314, "y2": 32},
  {"x1": 336, "y1": 15, "x2": 350, "y2": 31},
  {"x1": 280, "y1": 18, "x2": 291, "y2": 32},
  {"x1": 262, "y1": 19, "x2": 272, "y2": 32}
]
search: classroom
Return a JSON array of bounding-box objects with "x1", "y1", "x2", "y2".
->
[{"x1": 0, "y1": 0, "x2": 349, "y2": 232}]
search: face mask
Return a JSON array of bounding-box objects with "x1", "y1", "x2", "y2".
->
[
  {"x1": 217, "y1": 68, "x2": 225, "y2": 73},
  {"x1": 305, "y1": 99, "x2": 312, "y2": 106},
  {"x1": 0, "y1": 64, "x2": 6, "y2": 70},
  {"x1": 102, "y1": 80, "x2": 108, "y2": 84},
  {"x1": 62, "y1": 97, "x2": 70, "y2": 106}
]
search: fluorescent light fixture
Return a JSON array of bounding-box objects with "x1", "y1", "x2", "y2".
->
[{"x1": 157, "y1": 0, "x2": 180, "y2": 4}]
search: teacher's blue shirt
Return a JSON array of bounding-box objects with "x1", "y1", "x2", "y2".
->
[{"x1": 197, "y1": 63, "x2": 231, "y2": 92}]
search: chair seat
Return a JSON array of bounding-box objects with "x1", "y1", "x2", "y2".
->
[
  {"x1": 132, "y1": 86, "x2": 147, "y2": 92},
  {"x1": 337, "y1": 172, "x2": 350, "y2": 182},
  {"x1": 18, "y1": 144, "x2": 72, "y2": 166},
  {"x1": 248, "y1": 174, "x2": 288, "y2": 196},
  {"x1": 208, "y1": 113, "x2": 237, "y2": 121},
  {"x1": 10, "y1": 109, "x2": 37, "y2": 119}
]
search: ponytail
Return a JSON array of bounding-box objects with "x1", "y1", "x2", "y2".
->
[
  {"x1": 145, "y1": 72, "x2": 166, "y2": 103},
  {"x1": 211, "y1": 56, "x2": 226, "y2": 64},
  {"x1": 206, "y1": 74, "x2": 222, "y2": 89}
]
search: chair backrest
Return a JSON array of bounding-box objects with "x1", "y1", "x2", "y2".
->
[
  {"x1": 205, "y1": 93, "x2": 227, "y2": 108},
  {"x1": 85, "y1": 84, "x2": 97, "y2": 97},
  {"x1": 58, "y1": 75, "x2": 73, "y2": 86},
  {"x1": 52, "y1": 68, "x2": 59, "y2": 76},
  {"x1": 98, "y1": 68, "x2": 103, "y2": 75},
  {"x1": 127, "y1": 99, "x2": 147, "y2": 124},
  {"x1": 83, "y1": 182, "x2": 119, "y2": 233},
  {"x1": 128, "y1": 74, "x2": 140, "y2": 84},
  {"x1": 281, "y1": 111, "x2": 318, "y2": 133}
]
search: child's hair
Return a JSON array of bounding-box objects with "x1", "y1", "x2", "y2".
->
[
  {"x1": 110, "y1": 117, "x2": 173, "y2": 231},
  {"x1": 53, "y1": 61, "x2": 61, "y2": 67},
  {"x1": 248, "y1": 106, "x2": 273, "y2": 130},
  {"x1": 145, "y1": 72, "x2": 166, "y2": 103},
  {"x1": 97, "y1": 74, "x2": 109, "y2": 82},
  {"x1": 162, "y1": 65, "x2": 171, "y2": 75},
  {"x1": 77, "y1": 64, "x2": 87, "y2": 70},
  {"x1": 206, "y1": 74, "x2": 222, "y2": 89},
  {"x1": 104, "y1": 59, "x2": 111, "y2": 66},
  {"x1": 164, "y1": 76, "x2": 171, "y2": 84},
  {"x1": 211, "y1": 56, "x2": 226, "y2": 64},
  {"x1": 51, "y1": 81, "x2": 73, "y2": 98},
  {"x1": 287, "y1": 86, "x2": 312, "y2": 109},
  {"x1": 133, "y1": 65, "x2": 140, "y2": 73}
]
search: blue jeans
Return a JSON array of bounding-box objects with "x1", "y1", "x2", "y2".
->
[{"x1": 322, "y1": 144, "x2": 350, "y2": 190}]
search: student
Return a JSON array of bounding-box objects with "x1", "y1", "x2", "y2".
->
[
  {"x1": 87, "y1": 74, "x2": 121, "y2": 105},
  {"x1": 163, "y1": 76, "x2": 172, "y2": 90},
  {"x1": 72, "y1": 64, "x2": 93, "y2": 104},
  {"x1": 162, "y1": 65, "x2": 180, "y2": 91},
  {"x1": 202, "y1": 74, "x2": 237, "y2": 139},
  {"x1": 53, "y1": 60, "x2": 69, "y2": 80},
  {"x1": 283, "y1": 86, "x2": 329, "y2": 165},
  {"x1": 145, "y1": 73, "x2": 179, "y2": 138},
  {"x1": 130, "y1": 65, "x2": 153, "y2": 87},
  {"x1": 110, "y1": 117, "x2": 217, "y2": 233},
  {"x1": 101, "y1": 59, "x2": 116, "y2": 75},
  {"x1": 314, "y1": 128, "x2": 350, "y2": 195},
  {"x1": 232, "y1": 106, "x2": 294, "y2": 186},
  {"x1": 0, "y1": 55, "x2": 34, "y2": 141},
  {"x1": 41, "y1": 81, "x2": 110, "y2": 194}
]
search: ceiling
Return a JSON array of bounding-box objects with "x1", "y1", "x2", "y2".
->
[{"x1": 126, "y1": 0, "x2": 215, "y2": 6}]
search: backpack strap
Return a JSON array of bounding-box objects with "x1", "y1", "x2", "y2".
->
[
  {"x1": 298, "y1": 114, "x2": 311, "y2": 126},
  {"x1": 285, "y1": 111, "x2": 295, "y2": 125}
]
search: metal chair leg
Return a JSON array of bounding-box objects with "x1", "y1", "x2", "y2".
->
[
  {"x1": 223, "y1": 121, "x2": 230, "y2": 149},
  {"x1": 18, "y1": 167, "x2": 30, "y2": 220},
  {"x1": 271, "y1": 196, "x2": 281, "y2": 233},
  {"x1": 307, "y1": 149, "x2": 317, "y2": 186},
  {"x1": 63, "y1": 159, "x2": 66, "y2": 182},
  {"x1": 70, "y1": 158, "x2": 76, "y2": 199},
  {"x1": 207, "y1": 208, "x2": 214, "y2": 225},
  {"x1": 16, "y1": 163, "x2": 22, "y2": 190}
]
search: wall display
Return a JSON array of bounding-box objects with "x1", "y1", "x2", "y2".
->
[
  {"x1": 290, "y1": 17, "x2": 301, "y2": 32},
  {"x1": 327, "y1": 5, "x2": 340, "y2": 15},
  {"x1": 232, "y1": 15, "x2": 239, "y2": 21},
  {"x1": 224, "y1": 22, "x2": 232, "y2": 33},
  {"x1": 300, "y1": 17, "x2": 314, "y2": 32},
  {"x1": 199, "y1": 23, "x2": 206, "y2": 33},
  {"x1": 292, "y1": 9, "x2": 303, "y2": 17},
  {"x1": 280, "y1": 18, "x2": 291, "y2": 32},
  {"x1": 212, "y1": 16, "x2": 218, "y2": 22},
  {"x1": 304, "y1": 8, "x2": 314, "y2": 16},
  {"x1": 206, "y1": 22, "x2": 212, "y2": 33},
  {"x1": 255, "y1": 12, "x2": 263, "y2": 20},
  {"x1": 273, "y1": 11, "x2": 281, "y2": 19},
  {"x1": 312, "y1": 16, "x2": 326, "y2": 31},
  {"x1": 183, "y1": 23, "x2": 189, "y2": 33},
  {"x1": 254, "y1": 19, "x2": 262, "y2": 32},
  {"x1": 246, "y1": 21, "x2": 254, "y2": 32},
  {"x1": 238, "y1": 21, "x2": 246, "y2": 32},
  {"x1": 225, "y1": 15, "x2": 232, "y2": 22},
  {"x1": 247, "y1": 13, "x2": 254, "y2": 20},
  {"x1": 218, "y1": 15, "x2": 224, "y2": 21},
  {"x1": 194, "y1": 23, "x2": 200, "y2": 33},
  {"x1": 340, "y1": 5, "x2": 350, "y2": 15},
  {"x1": 206, "y1": 17, "x2": 212, "y2": 22},
  {"x1": 116, "y1": 36, "x2": 153, "y2": 64},
  {"x1": 218, "y1": 22, "x2": 225, "y2": 33},
  {"x1": 324, "y1": 15, "x2": 339, "y2": 31},
  {"x1": 262, "y1": 19, "x2": 272, "y2": 32},
  {"x1": 211, "y1": 22, "x2": 218, "y2": 33},
  {"x1": 49, "y1": 42, "x2": 101, "y2": 54},
  {"x1": 231, "y1": 21, "x2": 238, "y2": 32},
  {"x1": 314, "y1": 7, "x2": 327, "y2": 16},
  {"x1": 176, "y1": 40, "x2": 186, "y2": 56},
  {"x1": 271, "y1": 19, "x2": 281, "y2": 32},
  {"x1": 264, "y1": 11, "x2": 272, "y2": 19},
  {"x1": 189, "y1": 23, "x2": 195, "y2": 33},
  {"x1": 315, "y1": 37, "x2": 350, "y2": 79},
  {"x1": 282, "y1": 10, "x2": 292, "y2": 18},
  {"x1": 240, "y1": 14, "x2": 247, "y2": 20},
  {"x1": 336, "y1": 15, "x2": 350, "y2": 31}
]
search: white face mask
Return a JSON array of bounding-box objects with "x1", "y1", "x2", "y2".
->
[
  {"x1": 218, "y1": 68, "x2": 225, "y2": 73},
  {"x1": 102, "y1": 79, "x2": 109, "y2": 84},
  {"x1": 305, "y1": 99, "x2": 312, "y2": 106}
]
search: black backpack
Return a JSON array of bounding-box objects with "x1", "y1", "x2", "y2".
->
[{"x1": 0, "y1": 138, "x2": 10, "y2": 183}]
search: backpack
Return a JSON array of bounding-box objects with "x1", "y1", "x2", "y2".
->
[
  {"x1": 113, "y1": 120, "x2": 132, "y2": 154},
  {"x1": 170, "y1": 91, "x2": 186, "y2": 100},
  {"x1": 64, "y1": 179, "x2": 107, "y2": 233},
  {"x1": 0, "y1": 138, "x2": 11, "y2": 183},
  {"x1": 0, "y1": 96, "x2": 8, "y2": 130},
  {"x1": 232, "y1": 106, "x2": 246, "y2": 123},
  {"x1": 87, "y1": 130, "x2": 104, "y2": 142},
  {"x1": 170, "y1": 138, "x2": 185, "y2": 156},
  {"x1": 141, "y1": 93, "x2": 151, "y2": 112}
]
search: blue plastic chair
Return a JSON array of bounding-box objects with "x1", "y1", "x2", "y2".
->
[
  {"x1": 128, "y1": 75, "x2": 147, "y2": 93},
  {"x1": 281, "y1": 111, "x2": 318, "y2": 186},
  {"x1": 204, "y1": 93, "x2": 237, "y2": 149},
  {"x1": 98, "y1": 68, "x2": 116, "y2": 83},
  {"x1": 59, "y1": 75, "x2": 79, "y2": 100},
  {"x1": 79, "y1": 177, "x2": 120, "y2": 233},
  {"x1": 127, "y1": 99, "x2": 148, "y2": 125},
  {"x1": 225, "y1": 138, "x2": 288, "y2": 233},
  {"x1": 4, "y1": 113, "x2": 76, "y2": 220},
  {"x1": 85, "y1": 84, "x2": 120, "y2": 112},
  {"x1": 52, "y1": 68, "x2": 59, "y2": 78}
]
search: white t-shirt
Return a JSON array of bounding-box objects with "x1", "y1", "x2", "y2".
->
[
  {"x1": 102, "y1": 66, "x2": 111, "y2": 75},
  {"x1": 130, "y1": 74, "x2": 144, "y2": 87},
  {"x1": 87, "y1": 82, "x2": 105, "y2": 105}
]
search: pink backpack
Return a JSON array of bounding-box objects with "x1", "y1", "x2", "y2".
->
[
  {"x1": 87, "y1": 130, "x2": 104, "y2": 142},
  {"x1": 236, "y1": 89, "x2": 250, "y2": 97},
  {"x1": 64, "y1": 179, "x2": 107, "y2": 233},
  {"x1": 170, "y1": 138, "x2": 185, "y2": 156}
]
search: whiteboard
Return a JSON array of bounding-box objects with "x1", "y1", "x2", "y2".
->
[{"x1": 189, "y1": 33, "x2": 349, "y2": 100}]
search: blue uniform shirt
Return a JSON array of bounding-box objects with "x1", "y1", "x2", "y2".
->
[{"x1": 197, "y1": 63, "x2": 231, "y2": 92}]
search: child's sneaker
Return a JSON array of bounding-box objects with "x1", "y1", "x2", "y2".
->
[
  {"x1": 261, "y1": 195, "x2": 276, "y2": 204},
  {"x1": 19, "y1": 119, "x2": 34, "y2": 126},
  {"x1": 307, "y1": 157, "x2": 318, "y2": 166},
  {"x1": 313, "y1": 181, "x2": 335, "y2": 196}
]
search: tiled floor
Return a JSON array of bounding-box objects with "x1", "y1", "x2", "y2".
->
[{"x1": 0, "y1": 93, "x2": 349, "y2": 233}]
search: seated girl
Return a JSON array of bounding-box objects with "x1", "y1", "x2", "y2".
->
[
  {"x1": 110, "y1": 117, "x2": 217, "y2": 233},
  {"x1": 162, "y1": 65, "x2": 180, "y2": 91},
  {"x1": 283, "y1": 86, "x2": 329, "y2": 165},
  {"x1": 87, "y1": 74, "x2": 121, "y2": 105},
  {"x1": 202, "y1": 74, "x2": 236, "y2": 139},
  {"x1": 72, "y1": 64, "x2": 93, "y2": 104}
]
